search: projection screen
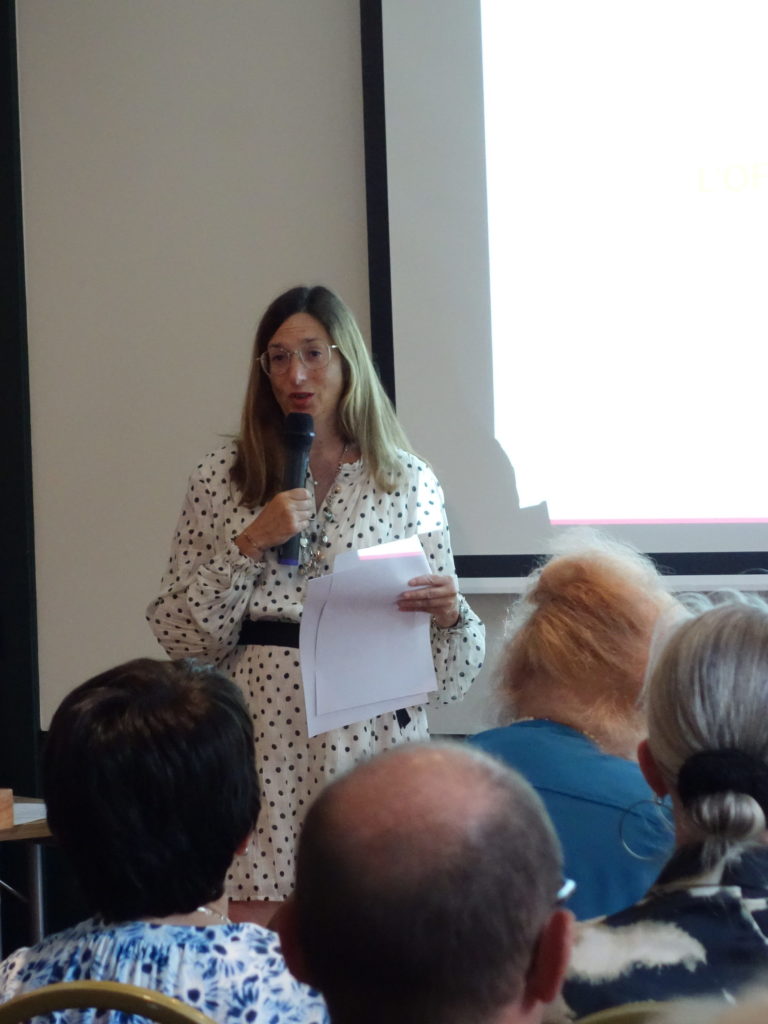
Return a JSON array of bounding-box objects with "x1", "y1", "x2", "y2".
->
[{"x1": 361, "y1": 0, "x2": 768, "y2": 586}]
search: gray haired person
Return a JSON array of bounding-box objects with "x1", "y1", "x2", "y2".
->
[{"x1": 565, "y1": 597, "x2": 768, "y2": 1017}]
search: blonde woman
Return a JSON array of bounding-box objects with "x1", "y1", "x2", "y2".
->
[{"x1": 147, "y1": 285, "x2": 484, "y2": 923}]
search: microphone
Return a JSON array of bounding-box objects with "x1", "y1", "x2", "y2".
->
[{"x1": 278, "y1": 413, "x2": 315, "y2": 565}]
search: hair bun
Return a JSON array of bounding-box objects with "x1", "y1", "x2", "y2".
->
[{"x1": 678, "y1": 748, "x2": 768, "y2": 812}]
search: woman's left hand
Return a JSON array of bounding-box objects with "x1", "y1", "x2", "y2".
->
[{"x1": 397, "y1": 574, "x2": 461, "y2": 629}]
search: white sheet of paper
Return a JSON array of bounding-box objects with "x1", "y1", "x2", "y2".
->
[
  {"x1": 333, "y1": 535, "x2": 430, "y2": 571},
  {"x1": 300, "y1": 573, "x2": 333, "y2": 718},
  {"x1": 306, "y1": 690, "x2": 429, "y2": 736},
  {"x1": 315, "y1": 553, "x2": 433, "y2": 714},
  {"x1": 301, "y1": 576, "x2": 427, "y2": 734},
  {"x1": 300, "y1": 536, "x2": 438, "y2": 736},
  {"x1": 13, "y1": 802, "x2": 46, "y2": 825}
]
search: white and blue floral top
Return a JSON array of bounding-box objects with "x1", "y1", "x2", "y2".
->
[{"x1": 0, "y1": 918, "x2": 329, "y2": 1024}]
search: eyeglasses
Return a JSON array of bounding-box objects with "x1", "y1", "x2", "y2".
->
[
  {"x1": 259, "y1": 343, "x2": 339, "y2": 377},
  {"x1": 556, "y1": 878, "x2": 576, "y2": 906}
]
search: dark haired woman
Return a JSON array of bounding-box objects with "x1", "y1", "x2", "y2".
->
[
  {"x1": 0, "y1": 658, "x2": 328, "y2": 1023},
  {"x1": 147, "y1": 285, "x2": 485, "y2": 920}
]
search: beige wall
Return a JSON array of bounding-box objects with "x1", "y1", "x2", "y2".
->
[{"x1": 17, "y1": 0, "x2": 509, "y2": 730}]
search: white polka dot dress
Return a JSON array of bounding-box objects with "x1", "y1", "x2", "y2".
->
[{"x1": 147, "y1": 442, "x2": 485, "y2": 901}]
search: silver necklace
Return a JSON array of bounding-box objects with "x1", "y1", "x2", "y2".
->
[
  {"x1": 309, "y1": 439, "x2": 349, "y2": 490},
  {"x1": 196, "y1": 904, "x2": 231, "y2": 925},
  {"x1": 299, "y1": 442, "x2": 349, "y2": 578}
]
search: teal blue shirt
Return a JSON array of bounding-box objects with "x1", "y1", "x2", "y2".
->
[{"x1": 468, "y1": 719, "x2": 673, "y2": 919}]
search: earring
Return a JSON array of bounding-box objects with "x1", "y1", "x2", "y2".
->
[{"x1": 619, "y1": 796, "x2": 674, "y2": 860}]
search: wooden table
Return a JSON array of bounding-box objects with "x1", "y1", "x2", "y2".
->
[{"x1": 0, "y1": 797, "x2": 51, "y2": 944}]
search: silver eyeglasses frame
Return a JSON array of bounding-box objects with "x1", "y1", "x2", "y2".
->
[
  {"x1": 259, "y1": 344, "x2": 339, "y2": 377},
  {"x1": 556, "y1": 878, "x2": 577, "y2": 905}
]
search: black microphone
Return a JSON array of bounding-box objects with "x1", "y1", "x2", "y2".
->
[{"x1": 278, "y1": 413, "x2": 315, "y2": 565}]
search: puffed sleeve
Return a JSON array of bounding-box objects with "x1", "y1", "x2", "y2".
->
[
  {"x1": 146, "y1": 452, "x2": 264, "y2": 663},
  {"x1": 405, "y1": 459, "x2": 485, "y2": 703}
]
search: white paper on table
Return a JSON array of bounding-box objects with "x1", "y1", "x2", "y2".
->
[
  {"x1": 300, "y1": 536, "x2": 438, "y2": 737},
  {"x1": 13, "y1": 802, "x2": 46, "y2": 825}
]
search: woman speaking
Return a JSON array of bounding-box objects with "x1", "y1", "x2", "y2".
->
[{"x1": 147, "y1": 285, "x2": 485, "y2": 921}]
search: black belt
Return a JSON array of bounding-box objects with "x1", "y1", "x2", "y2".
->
[
  {"x1": 238, "y1": 619, "x2": 300, "y2": 648},
  {"x1": 237, "y1": 618, "x2": 411, "y2": 729}
]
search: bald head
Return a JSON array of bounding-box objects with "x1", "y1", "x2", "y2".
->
[
  {"x1": 291, "y1": 743, "x2": 565, "y2": 1024},
  {"x1": 318, "y1": 744, "x2": 509, "y2": 875}
]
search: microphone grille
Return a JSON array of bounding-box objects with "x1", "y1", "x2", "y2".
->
[{"x1": 283, "y1": 413, "x2": 315, "y2": 450}]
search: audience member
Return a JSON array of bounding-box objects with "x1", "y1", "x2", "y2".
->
[
  {"x1": 469, "y1": 530, "x2": 678, "y2": 918},
  {"x1": 276, "y1": 742, "x2": 574, "y2": 1024},
  {"x1": 0, "y1": 658, "x2": 328, "y2": 1024},
  {"x1": 564, "y1": 598, "x2": 768, "y2": 1016}
]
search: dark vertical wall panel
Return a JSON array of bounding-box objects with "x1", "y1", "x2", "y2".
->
[{"x1": 0, "y1": 0, "x2": 39, "y2": 794}]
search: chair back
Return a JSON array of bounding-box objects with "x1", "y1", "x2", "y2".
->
[
  {"x1": 577, "y1": 1002, "x2": 666, "y2": 1024},
  {"x1": 0, "y1": 980, "x2": 216, "y2": 1024}
]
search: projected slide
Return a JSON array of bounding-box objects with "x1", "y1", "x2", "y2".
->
[
  {"x1": 482, "y1": 0, "x2": 768, "y2": 526},
  {"x1": 374, "y1": 0, "x2": 767, "y2": 570}
]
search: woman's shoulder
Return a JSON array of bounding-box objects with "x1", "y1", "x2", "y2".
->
[
  {"x1": 0, "y1": 918, "x2": 113, "y2": 992},
  {"x1": 567, "y1": 880, "x2": 759, "y2": 987},
  {"x1": 0, "y1": 920, "x2": 324, "y2": 1016},
  {"x1": 146, "y1": 921, "x2": 282, "y2": 960},
  {"x1": 393, "y1": 448, "x2": 429, "y2": 471},
  {"x1": 11, "y1": 919, "x2": 287, "y2": 976},
  {"x1": 571, "y1": 878, "x2": 751, "y2": 957},
  {"x1": 568, "y1": 898, "x2": 697, "y2": 980},
  {"x1": 391, "y1": 449, "x2": 442, "y2": 487},
  {"x1": 181, "y1": 441, "x2": 240, "y2": 493},
  {"x1": 175, "y1": 924, "x2": 327, "y2": 1011},
  {"x1": 191, "y1": 440, "x2": 239, "y2": 475},
  {"x1": 563, "y1": 903, "x2": 706, "y2": 1016}
]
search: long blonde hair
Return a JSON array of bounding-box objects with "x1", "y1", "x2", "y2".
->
[{"x1": 231, "y1": 285, "x2": 412, "y2": 507}]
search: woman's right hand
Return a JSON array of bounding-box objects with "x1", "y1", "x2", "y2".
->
[{"x1": 235, "y1": 488, "x2": 314, "y2": 560}]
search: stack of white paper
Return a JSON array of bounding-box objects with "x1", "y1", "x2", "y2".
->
[
  {"x1": 300, "y1": 536, "x2": 438, "y2": 736},
  {"x1": 13, "y1": 802, "x2": 47, "y2": 825}
]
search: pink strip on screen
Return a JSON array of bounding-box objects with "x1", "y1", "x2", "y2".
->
[{"x1": 551, "y1": 517, "x2": 768, "y2": 525}]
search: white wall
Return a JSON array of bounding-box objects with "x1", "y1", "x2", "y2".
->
[{"x1": 16, "y1": 0, "x2": 507, "y2": 730}]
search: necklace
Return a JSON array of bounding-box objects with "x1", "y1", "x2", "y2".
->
[
  {"x1": 309, "y1": 439, "x2": 349, "y2": 490},
  {"x1": 299, "y1": 442, "x2": 349, "y2": 578},
  {"x1": 515, "y1": 717, "x2": 601, "y2": 748},
  {"x1": 196, "y1": 904, "x2": 231, "y2": 925}
]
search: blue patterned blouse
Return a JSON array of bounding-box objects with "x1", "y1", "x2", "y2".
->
[
  {"x1": 563, "y1": 846, "x2": 768, "y2": 1017},
  {"x1": 0, "y1": 918, "x2": 329, "y2": 1024}
]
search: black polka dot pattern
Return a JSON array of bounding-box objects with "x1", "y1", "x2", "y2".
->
[{"x1": 147, "y1": 442, "x2": 485, "y2": 900}]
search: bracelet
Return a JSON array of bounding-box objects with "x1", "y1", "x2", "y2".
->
[
  {"x1": 236, "y1": 530, "x2": 264, "y2": 562},
  {"x1": 243, "y1": 531, "x2": 262, "y2": 552},
  {"x1": 433, "y1": 599, "x2": 464, "y2": 631}
]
